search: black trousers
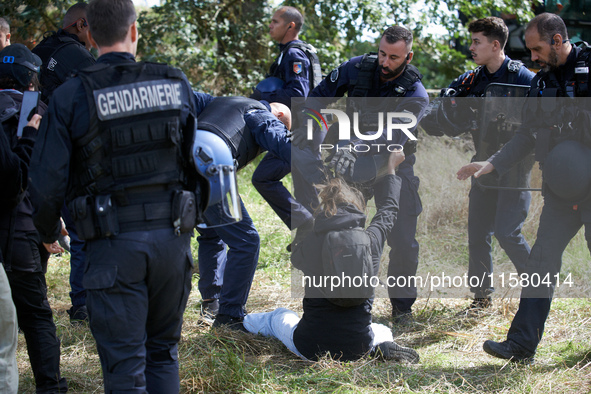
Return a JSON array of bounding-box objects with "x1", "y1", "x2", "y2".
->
[{"x1": 6, "y1": 270, "x2": 67, "y2": 393}]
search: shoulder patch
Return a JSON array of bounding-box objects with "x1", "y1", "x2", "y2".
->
[
  {"x1": 507, "y1": 60, "x2": 523, "y2": 73},
  {"x1": 330, "y1": 68, "x2": 339, "y2": 82},
  {"x1": 293, "y1": 62, "x2": 302, "y2": 75}
]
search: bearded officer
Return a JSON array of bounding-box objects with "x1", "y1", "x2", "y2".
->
[{"x1": 458, "y1": 12, "x2": 591, "y2": 363}]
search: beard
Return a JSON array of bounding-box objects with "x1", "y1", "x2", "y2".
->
[
  {"x1": 538, "y1": 46, "x2": 560, "y2": 72},
  {"x1": 379, "y1": 60, "x2": 407, "y2": 81}
]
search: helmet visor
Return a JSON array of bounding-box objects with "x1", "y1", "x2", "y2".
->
[{"x1": 197, "y1": 165, "x2": 242, "y2": 228}]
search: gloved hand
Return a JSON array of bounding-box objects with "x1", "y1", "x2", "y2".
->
[
  {"x1": 250, "y1": 88, "x2": 262, "y2": 101},
  {"x1": 290, "y1": 125, "x2": 309, "y2": 149},
  {"x1": 327, "y1": 147, "x2": 357, "y2": 178}
]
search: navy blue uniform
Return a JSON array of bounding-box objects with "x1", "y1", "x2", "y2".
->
[
  {"x1": 309, "y1": 55, "x2": 429, "y2": 314},
  {"x1": 488, "y1": 46, "x2": 591, "y2": 356},
  {"x1": 33, "y1": 28, "x2": 96, "y2": 317},
  {"x1": 197, "y1": 98, "x2": 293, "y2": 319},
  {"x1": 32, "y1": 29, "x2": 96, "y2": 103},
  {"x1": 449, "y1": 57, "x2": 534, "y2": 298},
  {"x1": 253, "y1": 39, "x2": 315, "y2": 230},
  {"x1": 259, "y1": 39, "x2": 313, "y2": 106},
  {"x1": 30, "y1": 52, "x2": 205, "y2": 393}
]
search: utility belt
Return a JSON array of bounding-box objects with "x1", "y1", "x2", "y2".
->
[{"x1": 68, "y1": 190, "x2": 197, "y2": 241}]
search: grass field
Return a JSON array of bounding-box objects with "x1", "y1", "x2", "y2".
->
[{"x1": 16, "y1": 134, "x2": 591, "y2": 393}]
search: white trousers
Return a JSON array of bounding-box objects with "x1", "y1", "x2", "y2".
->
[{"x1": 243, "y1": 307, "x2": 394, "y2": 360}]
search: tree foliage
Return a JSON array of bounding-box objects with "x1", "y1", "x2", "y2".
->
[
  {"x1": 2, "y1": 0, "x2": 535, "y2": 93},
  {"x1": 0, "y1": 0, "x2": 72, "y2": 48}
]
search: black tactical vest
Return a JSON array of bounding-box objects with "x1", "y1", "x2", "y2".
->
[
  {"x1": 453, "y1": 60, "x2": 524, "y2": 98},
  {"x1": 344, "y1": 53, "x2": 423, "y2": 155},
  {"x1": 528, "y1": 44, "x2": 591, "y2": 162},
  {"x1": 33, "y1": 31, "x2": 90, "y2": 103},
  {"x1": 71, "y1": 61, "x2": 191, "y2": 212},
  {"x1": 197, "y1": 96, "x2": 268, "y2": 170},
  {"x1": 530, "y1": 43, "x2": 591, "y2": 98},
  {"x1": 349, "y1": 52, "x2": 423, "y2": 98}
]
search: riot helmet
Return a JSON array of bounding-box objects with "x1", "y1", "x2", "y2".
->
[
  {"x1": 543, "y1": 140, "x2": 591, "y2": 202},
  {"x1": 193, "y1": 129, "x2": 242, "y2": 228}
]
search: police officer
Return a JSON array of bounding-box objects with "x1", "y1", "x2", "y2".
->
[
  {"x1": 251, "y1": 6, "x2": 320, "y2": 234},
  {"x1": 32, "y1": 1, "x2": 96, "y2": 324},
  {"x1": 458, "y1": 13, "x2": 591, "y2": 362},
  {"x1": 443, "y1": 17, "x2": 535, "y2": 310},
  {"x1": 0, "y1": 44, "x2": 68, "y2": 393},
  {"x1": 295, "y1": 26, "x2": 429, "y2": 322},
  {"x1": 32, "y1": 2, "x2": 95, "y2": 103},
  {"x1": 29, "y1": 0, "x2": 210, "y2": 391},
  {"x1": 195, "y1": 97, "x2": 293, "y2": 329}
]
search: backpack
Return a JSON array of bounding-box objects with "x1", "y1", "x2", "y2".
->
[{"x1": 320, "y1": 228, "x2": 374, "y2": 307}]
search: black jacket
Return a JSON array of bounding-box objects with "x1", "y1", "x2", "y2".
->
[
  {"x1": 0, "y1": 90, "x2": 47, "y2": 270},
  {"x1": 490, "y1": 47, "x2": 588, "y2": 176},
  {"x1": 32, "y1": 29, "x2": 96, "y2": 103},
  {"x1": 292, "y1": 174, "x2": 402, "y2": 361}
]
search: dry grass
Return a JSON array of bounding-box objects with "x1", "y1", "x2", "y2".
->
[{"x1": 16, "y1": 135, "x2": 591, "y2": 393}]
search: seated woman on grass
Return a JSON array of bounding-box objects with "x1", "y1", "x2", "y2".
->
[{"x1": 244, "y1": 148, "x2": 419, "y2": 363}]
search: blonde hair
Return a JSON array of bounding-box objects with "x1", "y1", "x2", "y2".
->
[{"x1": 315, "y1": 177, "x2": 365, "y2": 218}]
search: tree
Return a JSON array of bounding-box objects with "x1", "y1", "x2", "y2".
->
[
  {"x1": 2, "y1": 0, "x2": 535, "y2": 92},
  {"x1": 0, "y1": 0, "x2": 71, "y2": 49}
]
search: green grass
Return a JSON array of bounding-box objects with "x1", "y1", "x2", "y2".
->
[{"x1": 16, "y1": 136, "x2": 591, "y2": 393}]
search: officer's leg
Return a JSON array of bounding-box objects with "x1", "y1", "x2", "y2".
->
[
  {"x1": 290, "y1": 145, "x2": 328, "y2": 227},
  {"x1": 291, "y1": 163, "x2": 317, "y2": 222},
  {"x1": 6, "y1": 233, "x2": 66, "y2": 393},
  {"x1": 196, "y1": 227, "x2": 226, "y2": 302},
  {"x1": 145, "y1": 230, "x2": 193, "y2": 393},
  {"x1": 494, "y1": 189, "x2": 531, "y2": 275},
  {"x1": 254, "y1": 126, "x2": 316, "y2": 227},
  {"x1": 84, "y1": 234, "x2": 152, "y2": 393},
  {"x1": 252, "y1": 153, "x2": 294, "y2": 228},
  {"x1": 507, "y1": 194, "x2": 581, "y2": 354},
  {"x1": 207, "y1": 200, "x2": 260, "y2": 318},
  {"x1": 467, "y1": 183, "x2": 497, "y2": 298},
  {"x1": 387, "y1": 171, "x2": 422, "y2": 314},
  {"x1": 61, "y1": 204, "x2": 87, "y2": 312}
]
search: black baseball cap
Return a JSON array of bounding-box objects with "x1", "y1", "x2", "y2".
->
[{"x1": 0, "y1": 43, "x2": 42, "y2": 87}]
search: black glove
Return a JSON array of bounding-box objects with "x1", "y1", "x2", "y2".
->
[
  {"x1": 250, "y1": 88, "x2": 262, "y2": 101},
  {"x1": 327, "y1": 147, "x2": 357, "y2": 178},
  {"x1": 290, "y1": 126, "x2": 309, "y2": 149}
]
